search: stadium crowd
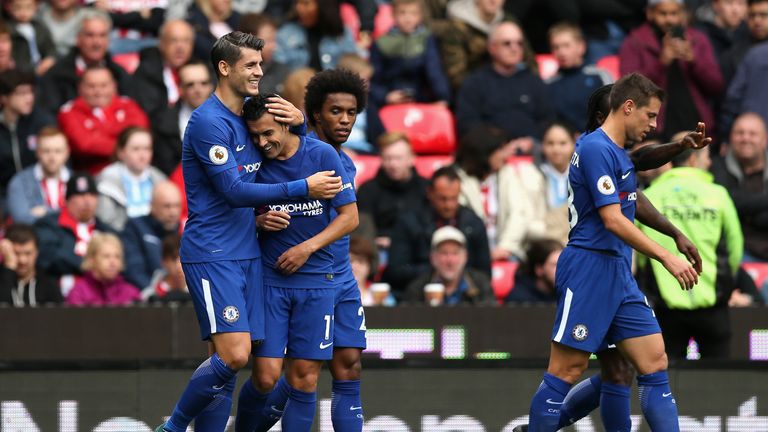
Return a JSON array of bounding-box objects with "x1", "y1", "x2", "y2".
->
[{"x1": 0, "y1": 0, "x2": 767, "y2": 353}]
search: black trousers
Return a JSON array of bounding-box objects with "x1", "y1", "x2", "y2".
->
[{"x1": 655, "y1": 305, "x2": 732, "y2": 359}]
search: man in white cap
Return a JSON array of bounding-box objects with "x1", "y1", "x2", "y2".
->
[{"x1": 404, "y1": 225, "x2": 495, "y2": 305}]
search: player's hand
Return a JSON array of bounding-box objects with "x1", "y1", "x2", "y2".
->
[
  {"x1": 267, "y1": 95, "x2": 304, "y2": 127},
  {"x1": 276, "y1": 243, "x2": 312, "y2": 274},
  {"x1": 673, "y1": 233, "x2": 702, "y2": 274},
  {"x1": 306, "y1": 170, "x2": 342, "y2": 199},
  {"x1": 256, "y1": 210, "x2": 290, "y2": 232},
  {"x1": 681, "y1": 122, "x2": 711, "y2": 150},
  {"x1": 661, "y1": 253, "x2": 698, "y2": 290}
]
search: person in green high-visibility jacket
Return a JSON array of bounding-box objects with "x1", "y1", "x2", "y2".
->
[{"x1": 638, "y1": 145, "x2": 743, "y2": 359}]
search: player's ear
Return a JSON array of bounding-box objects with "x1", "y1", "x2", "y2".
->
[
  {"x1": 217, "y1": 60, "x2": 229, "y2": 77},
  {"x1": 624, "y1": 100, "x2": 635, "y2": 116},
  {"x1": 313, "y1": 112, "x2": 321, "y2": 125}
]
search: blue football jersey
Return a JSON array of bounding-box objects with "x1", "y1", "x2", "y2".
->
[
  {"x1": 308, "y1": 131, "x2": 357, "y2": 281},
  {"x1": 566, "y1": 128, "x2": 637, "y2": 263},
  {"x1": 257, "y1": 135, "x2": 357, "y2": 288},
  {"x1": 180, "y1": 94, "x2": 306, "y2": 263}
]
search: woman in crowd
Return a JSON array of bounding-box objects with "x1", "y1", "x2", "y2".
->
[
  {"x1": 66, "y1": 232, "x2": 141, "y2": 306},
  {"x1": 275, "y1": 0, "x2": 358, "y2": 70}
]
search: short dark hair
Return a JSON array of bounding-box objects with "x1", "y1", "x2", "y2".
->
[
  {"x1": 0, "y1": 69, "x2": 35, "y2": 95},
  {"x1": 304, "y1": 69, "x2": 368, "y2": 127},
  {"x1": 523, "y1": 238, "x2": 563, "y2": 278},
  {"x1": 429, "y1": 166, "x2": 460, "y2": 187},
  {"x1": 116, "y1": 126, "x2": 150, "y2": 151},
  {"x1": 455, "y1": 125, "x2": 509, "y2": 179},
  {"x1": 586, "y1": 84, "x2": 613, "y2": 132},
  {"x1": 349, "y1": 235, "x2": 377, "y2": 279},
  {"x1": 79, "y1": 65, "x2": 116, "y2": 85},
  {"x1": 242, "y1": 93, "x2": 276, "y2": 122},
  {"x1": 749, "y1": 0, "x2": 768, "y2": 6},
  {"x1": 161, "y1": 233, "x2": 181, "y2": 260},
  {"x1": 608, "y1": 73, "x2": 665, "y2": 113},
  {"x1": 210, "y1": 31, "x2": 264, "y2": 78},
  {"x1": 5, "y1": 224, "x2": 37, "y2": 246},
  {"x1": 178, "y1": 58, "x2": 210, "y2": 76}
]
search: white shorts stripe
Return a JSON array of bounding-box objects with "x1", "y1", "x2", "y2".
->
[
  {"x1": 202, "y1": 278, "x2": 216, "y2": 334},
  {"x1": 554, "y1": 288, "x2": 574, "y2": 343}
]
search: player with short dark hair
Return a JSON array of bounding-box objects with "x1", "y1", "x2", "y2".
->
[
  {"x1": 236, "y1": 93, "x2": 358, "y2": 431},
  {"x1": 524, "y1": 73, "x2": 700, "y2": 432},
  {"x1": 515, "y1": 83, "x2": 711, "y2": 432},
  {"x1": 155, "y1": 32, "x2": 342, "y2": 432},
  {"x1": 237, "y1": 69, "x2": 370, "y2": 432}
]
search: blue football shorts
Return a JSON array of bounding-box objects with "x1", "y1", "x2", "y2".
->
[
  {"x1": 252, "y1": 283, "x2": 336, "y2": 360},
  {"x1": 333, "y1": 274, "x2": 367, "y2": 349},
  {"x1": 183, "y1": 258, "x2": 264, "y2": 341},
  {"x1": 550, "y1": 246, "x2": 661, "y2": 353}
]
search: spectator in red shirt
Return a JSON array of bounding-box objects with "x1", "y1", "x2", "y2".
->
[{"x1": 58, "y1": 65, "x2": 149, "y2": 174}]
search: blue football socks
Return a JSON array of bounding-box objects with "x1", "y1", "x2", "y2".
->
[
  {"x1": 600, "y1": 382, "x2": 631, "y2": 431},
  {"x1": 164, "y1": 353, "x2": 237, "y2": 432},
  {"x1": 281, "y1": 384, "x2": 317, "y2": 432},
  {"x1": 559, "y1": 373, "x2": 602, "y2": 428},
  {"x1": 638, "y1": 371, "x2": 680, "y2": 432},
  {"x1": 195, "y1": 376, "x2": 236, "y2": 431},
  {"x1": 528, "y1": 373, "x2": 572, "y2": 432},
  {"x1": 235, "y1": 376, "x2": 290, "y2": 432},
  {"x1": 331, "y1": 380, "x2": 363, "y2": 432}
]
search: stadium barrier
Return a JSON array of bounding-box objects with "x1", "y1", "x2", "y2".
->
[{"x1": 2, "y1": 306, "x2": 768, "y2": 431}]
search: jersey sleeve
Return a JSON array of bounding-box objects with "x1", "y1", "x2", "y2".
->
[
  {"x1": 319, "y1": 146, "x2": 357, "y2": 208},
  {"x1": 580, "y1": 140, "x2": 621, "y2": 209},
  {"x1": 186, "y1": 117, "x2": 240, "y2": 177},
  {"x1": 187, "y1": 116, "x2": 308, "y2": 206}
]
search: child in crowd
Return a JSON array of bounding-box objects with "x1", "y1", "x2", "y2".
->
[
  {"x1": 66, "y1": 232, "x2": 141, "y2": 306},
  {"x1": 143, "y1": 233, "x2": 191, "y2": 303},
  {"x1": 350, "y1": 235, "x2": 395, "y2": 306},
  {"x1": 96, "y1": 126, "x2": 167, "y2": 231},
  {"x1": 6, "y1": 0, "x2": 56, "y2": 75},
  {"x1": 368, "y1": 0, "x2": 450, "y2": 143}
]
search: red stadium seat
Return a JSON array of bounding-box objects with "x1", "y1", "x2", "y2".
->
[
  {"x1": 742, "y1": 262, "x2": 768, "y2": 291},
  {"x1": 373, "y1": 3, "x2": 394, "y2": 39},
  {"x1": 351, "y1": 154, "x2": 381, "y2": 187},
  {"x1": 379, "y1": 103, "x2": 456, "y2": 154},
  {"x1": 340, "y1": 3, "x2": 361, "y2": 40},
  {"x1": 597, "y1": 55, "x2": 620, "y2": 81},
  {"x1": 340, "y1": 3, "x2": 393, "y2": 41},
  {"x1": 113, "y1": 52, "x2": 140, "y2": 74},
  {"x1": 414, "y1": 155, "x2": 453, "y2": 179},
  {"x1": 536, "y1": 54, "x2": 559, "y2": 80},
  {"x1": 491, "y1": 261, "x2": 518, "y2": 304}
]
